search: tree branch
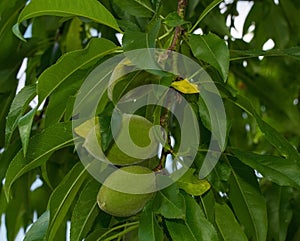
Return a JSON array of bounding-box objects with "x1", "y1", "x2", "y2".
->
[{"x1": 168, "y1": 0, "x2": 187, "y2": 51}]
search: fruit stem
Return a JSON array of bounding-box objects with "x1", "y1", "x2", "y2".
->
[{"x1": 98, "y1": 221, "x2": 139, "y2": 241}]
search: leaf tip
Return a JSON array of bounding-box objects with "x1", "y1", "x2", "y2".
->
[{"x1": 12, "y1": 24, "x2": 27, "y2": 42}]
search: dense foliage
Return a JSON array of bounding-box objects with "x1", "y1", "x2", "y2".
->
[{"x1": 0, "y1": 0, "x2": 300, "y2": 240}]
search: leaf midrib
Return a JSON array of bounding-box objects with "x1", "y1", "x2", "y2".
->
[
  {"x1": 48, "y1": 164, "x2": 87, "y2": 239},
  {"x1": 231, "y1": 170, "x2": 259, "y2": 241},
  {"x1": 20, "y1": 10, "x2": 116, "y2": 29},
  {"x1": 159, "y1": 191, "x2": 184, "y2": 218},
  {"x1": 199, "y1": 36, "x2": 223, "y2": 77},
  {"x1": 6, "y1": 137, "x2": 76, "y2": 197},
  {"x1": 74, "y1": 201, "x2": 97, "y2": 241},
  {"x1": 38, "y1": 46, "x2": 120, "y2": 102}
]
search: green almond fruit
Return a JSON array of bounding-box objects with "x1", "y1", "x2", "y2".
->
[
  {"x1": 97, "y1": 166, "x2": 155, "y2": 217},
  {"x1": 106, "y1": 114, "x2": 159, "y2": 165}
]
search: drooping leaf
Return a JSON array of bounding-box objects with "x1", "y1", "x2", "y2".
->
[
  {"x1": 228, "y1": 158, "x2": 268, "y2": 241},
  {"x1": 0, "y1": 90, "x2": 16, "y2": 148},
  {"x1": 228, "y1": 94, "x2": 300, "y2": 163},
  {"x1": 24, "y1": 210, "x2": 50, "y2": 241},
  {"x1": 190, "y1": 33, "x2": 229, "y2": 81},
  {"x1": 63, "y1": 17, "x2": 83, "y2": 52},
  {"x1": 215, "y1": 203, "x2": 248, "y2": 241},
  {"x1": 232, "y1": 149, "x2": 300, "y2": 188},
  {"x1": 185, "y1": 193, "x2": 219, "y2": 241},
  {"x1": 4, "y1": 122, "x2": 74, "y2": 199},
  {"x1": 166, "y1": 193, "x2": 219, "y2": 241},
  {"x1": 176, "y1": 168, "x2": 210, "y2": 196},
  {"x1": 138, "y1": 201, "x2": 164, "y2": 241},
  {"x1": 263, "y1": 184, "x2": 293, "y2": 241},
  {"x1": 0, "y1": 0, "x2": 25, "y2": 69},
  {"x1": 5, "y1": 175, "x2": 31, "y2": 241},
  {"x1": 37, "y1": 38, "x2": 118, "y2": 103},
  {"x1": 153, "y1": 184, "x2": 185, "y2": 219},
  {"x1": 14, "y1": 0, "x2": 121, "y2": 41},
  {"x1": 18, "y1": 107, "x2": 36, "y2": 156},
  {"x1": 198, "y1": 192, "x2": 215, "y2": 223},
  {"x1": 70, "y1": 179, "x2": 100, "y2": 241},
  {"x1": 5, "y1": 84, "x2": 36, "y2": 147},
  {"x1": 165, "y1": 219, "x2": 197, "y2": 241},
  {"x1": 46, "y1": 162, "x2": 88, "y2": 240},
  {"x1": 254, "y1": 113, "x2": 300, "y2": 163},
  {"x1": 0, "y1": 138, "x2": 21, "y2": 182}
]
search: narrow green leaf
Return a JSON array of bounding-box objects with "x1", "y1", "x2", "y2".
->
[
  {"x1": 229, "y1": 94, "x2": 300, "y2": 163},
  {"x1": 37, "y1": 38, "x2": 118, "y2": 103},
  {"x1": 24, "y1": 210, "x2": 50, "y2": 241},
  {"x1": 5, "y1": 84, "x2": 36, "y2": 146},
  {"x1": 5, "y1": 177, "x2": 29, "y2": 241},
  {"x1": 0, "y1": 90, "x2": 15, "y2": 148},
  {"x1": 165, "y1": 219, "x2": 197, "y2": 241},
  {"x1": 18, "y1": 108, "x2": 36, "y2": 156},
  {"x1": 199, "y1": 190, "x2": 215, "y2": 223},
  {"x1": 47, "y1": 162, "x2": 88, "y2": 240},
  {"x1": 4, "y1": 122, "x2": 74, "y2": 199},
  {"x1": 64, "y1": 17, "x2": 83, "y2": 52},
  {"x1": 153, "y1": 184, "x2": 185, "y2": 219},
  {"x1": 0, "y1": 138, "x2": 21, "y2": 182},
  {"x1": 232, "y1": 149, "x2": 300, "y2": 188},
  {"x1": 14, "y1": 0, "x2": 121, "y2": 40},
  {"x1": 70, "y1": 179, "x2": 100, "y2": 241},
  {"x1": 0, "y1": 186, "x2": 8, "y2": 218},
  {"x1": 0, "y1": 0, "x2": 25, "y2": 63},
  {"x1": 113, "y1": 0, "x2": 154, "y2": 17},
  {"x1": 197, "y1": 95, "x2": 211, "y2": 130},
  {"x1": 44, "y1": 69, "x2": 86, "y2": 127},
  {"x1": 184, "y1": 193, "x2": 219, "y2": 241},
  {"x1": 166, "y1": 193, "x2": 219, "y2": 241},
  {"x1": 190, "y1": 33, "x2": 229, "y2": 81},
  {"x1": 228, "y1": 159, "x2": 267, "y2": 241},
  {"x1": 138, "y1": 201, "x2": 164, "y2": 241},
  {"x1": 263, "y1": 184, "x2": 293, "y2": 241},
  {"x1": 190, "y1": 0, "x2": 223, "y2": 33},
  {"x1": 230, "y1": 47, "x2": 300, "y2": 61},
  {"x1": 98, "y1": 109, "x2": 122, "y2": 152},
  {"x1": 254, "y1": 113, "x2": 300, "y2": 163},
  {"x1": 176, "y1": 168, "x2": 210, "y2": 196},
  {"x1": 215, "y1": 203, "x2": 248, "y2": 241}
]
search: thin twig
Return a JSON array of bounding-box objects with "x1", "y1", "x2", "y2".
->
[
  {"x1": 168, "y1": 0, "x2": 187, "y2": 51},
  {"x1": 154, "y1": 0, "x2": 188, "y2": 172}
]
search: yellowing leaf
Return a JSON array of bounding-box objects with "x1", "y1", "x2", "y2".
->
[
  {"x1": 74, "y1": 118, "x2": 98, "y2": 138},
  {"x1": 171, "y1": 79, "x2": 200, "y2": 94},
  {"x1": 177, "y1": 169, "x2": 210, "y2": 196}
]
